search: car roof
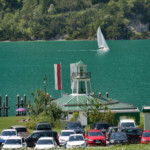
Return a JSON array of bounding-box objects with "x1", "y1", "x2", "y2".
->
[
  {"x1": 121, "y1": 127, "x2": 141, "y2": 130},
  {"x1": 109, "y1": 126, "x2": 118, "y2": 128},
  {"x1": 68, "y1": 121, "x2": 81, "y2": 123},
  {"x1": 61, "y1": 130, "x2": 75, "y2": 132},
  {"x1": 7, "y1": 136, "x2": 22, "y2": 140},
  {"x1": 88, "y1": 130, "x2": 102, "y2": 132},
  {"x1": 120, "y1": 119, "x2": 135, "y2": 123},
  {"x1": 37, "y1": 122, "x2": 51, "y2": 124},
  {"x1": 69, "y1": 134, "x2": 83, "y2": 137},
  {"x1": 2, "y1": 129, "x2": 17, "y2": 132},
  {"x1": 111, "y1": 131, "x2": 125, "y2": 134},
  {"x1": 38, "y1": 137, "x2": 54, "y2": 140},
  {"x1": 10, "y1": 126, "x2": 26, "y2": 128},
  {"x1": 33, "y1": 130, "x2": 56, "y2": 133}
]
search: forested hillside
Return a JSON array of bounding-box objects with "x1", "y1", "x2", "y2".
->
[{"x1": 0, "y1": 0, "x2": 150, "y2": 41}]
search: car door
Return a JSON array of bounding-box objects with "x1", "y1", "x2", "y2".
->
[{"x1": 26, "y1": 133, "x2": 40, "y2": 147}]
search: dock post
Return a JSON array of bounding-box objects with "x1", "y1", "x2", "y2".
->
[
  {"x1": 99, "y1": 92, "x2": 101, "y2": 97},
  {"x1": 3, "y1": 101, "x2": 5, "y2": 117},
  {"x1": 16, "y1": 94, "x2": 20, "y2": 116},
  {"x1": 0, "y1": 95, "x2": 1, "y2": 117},
  {"x1": 5, "y1": 95, "x2": 9, "y2": 117},
  {"x1": 24, "y1": 94, "x2": 26, "y2": 116},
  {"x1": 21, "y1": 98, "x2": 24, "y2": 116},
  {"x1": 106, "y1": 92, "x2": 108, "y2": 98}
]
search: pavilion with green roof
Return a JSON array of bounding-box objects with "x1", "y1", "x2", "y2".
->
[{"x1": 55, "y1": 60, "x2": 140, "y2": 126}]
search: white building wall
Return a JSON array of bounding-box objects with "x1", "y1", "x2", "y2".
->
[
  {"x1": 144, "y1": 113, "x2": 150, "y2": 130},
  {"x1": 78, "y1": 111, "x2": 87, "y2": 126},
  {"x1": 67, "y1": 111, "x2": 87, "y2": 126}
]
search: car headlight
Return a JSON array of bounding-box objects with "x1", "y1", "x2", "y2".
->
[
  {"x1": 89, "y1": 139, "x2": 93, "y2": 141},
  {"x1": 110, "y1": 140, "x2": 114, "y2": 143},
  {"x1": 142, "y1": 138, "x2": 146, "y2": 142},
  {"x1": 60, "y1": 138, "x2": 65, "y2": 142}
]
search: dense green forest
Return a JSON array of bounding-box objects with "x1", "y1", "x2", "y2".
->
[{"x1": 0, "y1": 0, "x2": 150, "y2": 41}]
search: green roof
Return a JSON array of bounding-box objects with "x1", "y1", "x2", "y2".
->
[
  {"x1": 76, "y1": 60, "x2": 86, "y2": 66},
  {"x1": 54, "y1": 94, "x2": 138, "y2": 111}
]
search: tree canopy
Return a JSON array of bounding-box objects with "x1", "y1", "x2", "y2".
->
[
  {"x1": 26, "y1": 89, "x2": 65, "y2": 128},
  {"x1": 0, "y1": 0, "x2": 150, "y2": 41}
]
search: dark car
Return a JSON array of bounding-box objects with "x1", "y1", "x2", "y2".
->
[
  {"x1": 34, "y1": 122, "x2": 52, "y2": 131},
  {"x1": 120, "y1": 127, "x2": 143, "y2": 144},
  {"x1": 9, "y1": 125, "x2": 29, "y2": 138},
  {"x1": 106, "y1": 127, "x2": 119, "y2": 140},
  {"x1": 25, "y1": 130, "x2": 59, "y2": 147},
  {"x1": 90, "y1": 122, "x2": 109, "y2": 136},
  {"x1": 67, "y1": 121, "x2": 84, "y2": 134},
  {"x1": 109, "y1": 132, "x2": 128, "y2": 145}
]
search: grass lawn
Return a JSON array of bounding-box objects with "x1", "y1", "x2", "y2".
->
[{"x1": 0, "y1": 116, "x2": 28, "y2": 133}]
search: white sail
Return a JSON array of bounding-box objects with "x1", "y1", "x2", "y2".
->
[{"x1": 97, "y1": 26, "x2": 109, "y2": 51}]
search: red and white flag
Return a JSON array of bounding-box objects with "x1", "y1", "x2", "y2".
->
[{"x1": 54, "y1": 64, "x2": 61, "y2": 90}]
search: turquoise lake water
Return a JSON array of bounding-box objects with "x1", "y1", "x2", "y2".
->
[{"x1": 0, "y1": 40, "x2": 150, "y2": 116}]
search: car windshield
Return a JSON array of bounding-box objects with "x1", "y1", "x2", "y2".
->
[
  {"x1": 16, "y1": 128, "x2": 27, "y2": 132},
  {"x1": 68, "y1": 123, "x2": 82, "y2": 129},
  {"x1": 37, "y1": 139, "x2": 53, "y2": 145},
  {"x1": 110, "y1": 132, "x2": 127, "y2": 140},
  {"x1": 5, "y1": 139, "x2": 21, "y2": 144},
  {"x1": 69, "y1": 135, "x2": 84, "y2": 141},
  {"x1": 61, "y1": 132, "x2": 75, "y2": 136},
  {"x1": 37, "y1": 125, "x2": 51, "y2": 130},
  {"x1": 143, "y1": 132, "x2": 150, "y2": 137},
  {"x1": 126, "y1": 129, "x2": 137, "y2": 133},
  {"x1": 121, "y1": 123, "x2": 134, "y2": 127},
  {"x1": 97, "y1": 124, "x2": 109, "y2": 130},
  {"x1": 2, "y1": 131, "x2": 17, "y2": 136},
  {"x1": 88, "y1": 132, "x2": 103, "y2": 136}
]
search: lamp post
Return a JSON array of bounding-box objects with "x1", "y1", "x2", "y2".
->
[{"x1": 44, "y1": 75, "x2": 47, "y2": 94}]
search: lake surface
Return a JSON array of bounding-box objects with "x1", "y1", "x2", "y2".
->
[{"x1": 0, "y1": 40, "x2": 150, "y2": 116}]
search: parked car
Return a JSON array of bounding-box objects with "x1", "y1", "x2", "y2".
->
[
  {"x1": 141, "y1": 130, "x2": 150, "y2": 144},
  {"x1": 120, "y1": 127, "x2": 143, "y2": 143},
  {"x1": 106, "y1": 127, "x2": 119, "y2": 141},
  {"x1": 25, "y1": 130, "x2": 59, "y2": 147},
  {"x1": 1, "y1": 136, "x2": 27, "y2": 150},
  {"x1": 35, "y1": 122, "x2": 52, "y2": 130},
  {"x1": 59, "y1": 130, "x2": 75, "y2": 146},
  {"x1": 9, "y1": 125, "x2": 29, "y2": 138},
  {"x1": 109, "y1": 132, "x2": 128, "y2": 145},
  {"x1": 34, "y1": 137, "x2": 57, "y2": 149},
  {"x1": 67, "y1": 121, "x2": 84, "y2": 134},
  {"x1": 85, "y1": 130, "x2": 106, "y2": 146},
  {"x1": 0, "y1": 129, "x2": 17, "y2": 144},
  {"x1": 65, "y1": 134, "x2": 86, "y2": 148},
  {"x1": 118, "y1": 119, "x2": 136, "y2": 128},
  {"x1": 90, "y1": 122, "x2": 109, "y2": 136}
]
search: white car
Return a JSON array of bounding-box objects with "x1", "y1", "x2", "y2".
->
[
  {"x1": 1, "y1": 136, "x2": 27, "y2": 150},
  {"x1": 34, "y1": 137, "x2": 57, "y2": 149},
  {"x1": 0, "y1": 129, "x2": 17, "y2": 143},
  {"x1": 66, "y1": 134, "x2": 86, "y2": 148},
  {"x1": 118, "y1": 119, "x2": 136, "y2": 128},
  {"x1": 59, "y1": 130, "x2": 75, "y2": 146}
]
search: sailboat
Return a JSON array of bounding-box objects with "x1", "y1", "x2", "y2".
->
[{"x1": 97, "y1": 26, "x2": 110, "y2": 51}]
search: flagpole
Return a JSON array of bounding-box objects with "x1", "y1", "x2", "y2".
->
[{"x1": 60, "y1": 62, "x2": 63, "y2": 97}]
